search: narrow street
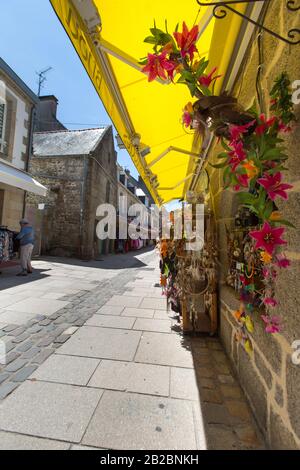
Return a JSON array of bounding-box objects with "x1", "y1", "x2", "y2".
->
[{"x1": 0, "y1": 248, "x2": 264, "y2": 450}]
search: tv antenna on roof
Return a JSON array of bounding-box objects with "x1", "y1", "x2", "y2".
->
[{"x1": 36, "y1": 67, "x2": 52, "y2": 96}]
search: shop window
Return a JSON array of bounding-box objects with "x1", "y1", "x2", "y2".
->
[{"x1": 0, "y1": 189, "x2": 4, "y2": 224}]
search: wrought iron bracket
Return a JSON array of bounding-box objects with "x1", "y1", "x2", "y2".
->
[{"x1": 196, "y1": 0, "x2": 300, "y2": 45}]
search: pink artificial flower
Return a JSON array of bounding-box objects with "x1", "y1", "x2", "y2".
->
[
  {"x1": 261, "y1": 315, "x2": 282, "y2": 334},
  {"x1": 229, "y1": 120, "x2": 256, "y2": 143},
  {"x1": 257, "y1": 172, "x2": 293, "y2": 201},
  {"x1": 198, "y1": 67, "x2": 221, "y2": 88},
  {"x1": 182, "y1": 110, "x2": 192, "y2": 128},
  {"x1": 278, "y1": 120, "x2": 292, "y2": 133},
  {"x1": 228, "y1": 141, "x2": 247, "y2": 170},
  {"x1": 263, "y1": 297, "x2": 278, "y2": 307},
  {"x1": 233, "y1": 173, "x2": 249, "y2": 191},
  {"x1": 255, "y1": 114, "x2": 277, "y2": 136},
  {"x1": 276, "y1": 254, "x2": 291, "y2": 268},
  {"x1": 173, "y1": 22, "x2": 199, "y2": 61},
  {"x1": 250, "y1": 222, "x2": 287, "y2": 255},
  {"x1": 142, "y1": 52, "x2": 177, "y2": 82}
]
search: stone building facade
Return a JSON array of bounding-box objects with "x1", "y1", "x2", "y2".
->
[
  {"x1": 27, "y1": 125, "x2": 117, "y2": 259},
  {"x1": 0, "y1": 57, "x2": 43, "y2": 231},
  {"x1": 198, "y1": 2, "x2": 300, "y2": 449}
]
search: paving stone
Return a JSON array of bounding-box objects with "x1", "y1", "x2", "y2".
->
[
  {"x1": 0, "y1": 382, "x2": 18, "y2": 400},
  {"x1": 106, "y1": 295, "x2": 143, "y2": 308},
  {"x1": 133, "y1": 318, "x2": 171, "y2": 333},
  {"x1": 135, "y1": 332, "x2": 193, "y2": 368},
  {"x1": 0, "y1": 381, "x2": 103, "y2": 442},
  {"x1": 73, "y1": 319, "x2": 87, "y2": 327},
  {"x1": 3, "y1": 342, "x2": 16, "y2": 353},
  {"x1": 89, "y1": 360, "x2": 169, "y2": 396},
  {"x1": 25, "y1": 319, "x2": 39, "y2": 327},
  {"x1": 0, "y1": 330, "x2": 6, "y2": 338},
  {"x1": 140, "y1": 297, "x2": 167, "y2": 310},
  {"x1": 35, "y1": 315, "x2": 46, "y2": 321},
  {"x1": 54, "y1": 317, "x2": 67, "y2": 325},
  {"x1": 32, "y1": 348, "x2": 55, "y2": 365},
  {"x1": 170, "y1": 368, "x2": 199, "y2": 401},
  {"x1": 12, "y1": 333, "x2": 30, "y2": 344},
  {"x1": 22, "y1": 347, "x2": 41, "y2": 360},
  {"x1": 48, "y1": 313, "x2": 61, "y2": 321},
  {"x1": 37, "y1": 337, "x2": 54, "y2": 347},
  {"x1": 0, "y1": 372, "x2": 9, "y2": 384},
  {"x1": 27, "y1": 324, "x2": 43, "y2": 334},
  {"x1": 7, "y1": 327, "x2": 26, "y2": 337},
  {"x1": 32, "y1": 355, "x2": 100, "y2": 386},
  {"x1": 121, "y1": 307, "x2": 154, "y2": 319},
  {"x1": 2, "y1": 325, "x2": 18, "y2": 333},
  {"x1": 5, "y1": 358, "x2": 28, "y2": 373},
  {"x1": 63, "y1": 326, "x2": 78, "y2": 335},
  {"x1": 11, "y1": 365, "x2": 38, "y2": 382},
  {"x1": 85, "y1": 315, "x2": 135, "y2": 330},
  {"x1": 39, "y1": 319, "x2": 52, "y2": 326},
  {"x1": 2, "y1": 351, "x2": 20, "y2": 365},
  {"x1": 0, "y1": 431, "x2": 70, "y2": 450},
  {"x1": 57, "y1": 326, "x2": 142, "y2": 361},
  {"x1": 16, "y1": 341, "x2": 34, "y2": 353},
  {"x1": 83, "y1": 390, "x2": 200, "y2": 450},
  {"x1": 53, "y1": 334, "x2": 71, "y2": 344}
]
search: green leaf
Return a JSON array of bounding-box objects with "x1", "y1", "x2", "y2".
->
[
  {"x1": 274, "y1": 219, "x2": 296, "y2": 229},
  {"x1": 144, "y1": 36, "x2": 157, "y2": 44},
  {"x1": 217, "y1": 152, "x2": 229, "y2": 160},
  {"x1": 150, "y1": 27, "x2": 165, "y2": 37},
  {"x1": 195, "y1": 59, "x2": 209, "y2": 79},
  {"x1": 209, "y1": 161, "x2": 228, "y2": 169},
  {"x1": 197, "y1": 84, "x2": 211, "y2": 96},
  {"x1": 238, "y1": 192, "x2": 257, "y2": 205},
  {"x1": 221, "y1": 138, "x2": 231, "y2": 151}
]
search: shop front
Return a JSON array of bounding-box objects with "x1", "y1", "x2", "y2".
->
[{"x1": 0, "y1": 158, "x2": 47, "y2": 270}]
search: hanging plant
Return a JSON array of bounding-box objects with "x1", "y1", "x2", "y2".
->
[
  {"x1": 141, "y1": 23, "x2": 296, "y2": 352},
  {"x1": 140, "y1": 22, "x2": 255, "y2": 145}
]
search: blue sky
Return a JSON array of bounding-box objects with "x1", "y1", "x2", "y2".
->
[{"x1": 0, "y1": 0, "x2": 138, "y2": 177}]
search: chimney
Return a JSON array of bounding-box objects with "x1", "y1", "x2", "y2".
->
[{"x1": 35, "y1": 95, "x2": 66, "y2": 132}]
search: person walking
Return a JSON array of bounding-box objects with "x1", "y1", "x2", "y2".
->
[{"x1": 16, "y1": 219, "x2": 35, "y2": 276}]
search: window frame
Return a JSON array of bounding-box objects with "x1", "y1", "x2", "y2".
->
[{"x1": 0, "y1": 96, "x2": 7, "y2": 153}]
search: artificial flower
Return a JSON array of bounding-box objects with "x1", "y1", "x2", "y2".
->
[
  {"x1": 142, "y1": 52, "x2": 177, "y2": 82},
  {"x1": 250, "y1": 222, "x2": 286, "y2": 255},
  {"x1": 173, "y1": 22, "x2": 199, "y2": 61},
  {"x1": 263, "y1": 297, "x2": 278, "y2": 307},
  {"x1": 276, "y1": 253, "x2": 291, "y2": 268},
  {"x1": 228, "y1": 141, "x2": 247, "y2": 170},
  {"x1": 270, "y1": 211, "x2": 281, "y2": 221},
  {"x1": 257, "y1": 172, "x2": 293, "y2": 201},
  {"x1": 229, "y1": 120, "x2": 256, "y2": 143},
  {"x1": 198, "y1": 67, "x2": 221, "y2": 88},
  {"x1": 278, "y1": 120, "x2": 292, "y2": 133},
  {"x1": 260, "y1": 251, "x2": 273, "y2": 264},
  {"x1": 255, "y1": 114, "x2": 277, "y2": 135},
  {"x1": 234, "y1": 310, "x2": 243, "y2": 321},
  {"x1": 261, "y1": 315, "x2": 282, "y2": 333},
  {"x1": 182, "y1": 102, "x2": 194, "y2": 128},
  {"x1": 233, "y1": 173, "x2": 249, "y2": 191},
  {"x1": 243, "y1": 161, "x2": 259, "y2": 179}
]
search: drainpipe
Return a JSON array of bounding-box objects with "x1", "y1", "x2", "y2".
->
[
  {"x1": 80, "y1": 155, "x2": 88, "y2": 259},
  {"x1": 22, "y1": 104, "x2": 35, "y2": 217}
]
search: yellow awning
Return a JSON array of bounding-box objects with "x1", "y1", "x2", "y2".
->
[{"x1": 50, "y1": 0, "x2": 247, "y2": 204}]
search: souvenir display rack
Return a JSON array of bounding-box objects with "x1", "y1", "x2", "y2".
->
[{"x1": 158, "y1": 204, "x2": 218, "y2": 335}]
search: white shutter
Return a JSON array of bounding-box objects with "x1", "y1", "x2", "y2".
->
[{"x1": 0, "y1": 101, "x2": 6, "y2": 151}]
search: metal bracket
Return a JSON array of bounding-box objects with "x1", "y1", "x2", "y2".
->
[{"x1": 196, "y1": 1, "x2": 300, "y2": 45}]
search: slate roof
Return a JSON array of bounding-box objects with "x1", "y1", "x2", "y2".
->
[{"x1": 33, "y1": 127, "x2": 110, "y2": 156}]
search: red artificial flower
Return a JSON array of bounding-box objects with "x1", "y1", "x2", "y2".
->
[
  {"x1": 228, "y1": 141, "x2": 247, "y2": 170},
  {"x1": 276, "y1": 254, "x2": 291, "y2": 268},
  {"x1": 182, "y1": 110, "x2": 192, "y2": 128},
  {"x1": 229, "y1": 120, "x2": 256, "y2": 143},
  {"x1": 173, "y1": 22, "x2": 199, "y2": 61},
  {"x1": 263, "y1": 297, "x2": 278, "y2": 308},
  {"x1": 233, "y1": 173, "x2": 249, "y2": 191},
  {"x1": 142, "y1": 52, "x2": 177, "y2": 82},
  {"x1": 278, "y1": 120, "x2": 292, "y2": 133},
  {"x1": 257, "y1": 172, "x2": 293, "y2": 201},
  {"x1": 261, "y1": 315, "x2": 282, "y2": 334},
  {"x1": 198, "y1": 67, "x2": 221, "y2": 88},
  {"x1": 250, "y1": 222, "x2": 287, "y2": 255},
  {"x1": 255, "y1": 114, "x2": 277, "y2": 135}
]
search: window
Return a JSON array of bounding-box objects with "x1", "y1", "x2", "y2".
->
[{"x1": 0, "y1": 99, "x2": 6, "y2": 153}]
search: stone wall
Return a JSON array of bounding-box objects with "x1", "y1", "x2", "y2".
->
[
  {"x1": 202, "y1": 1, "x2": 300, "y2": 449},
  {"x1": 26, "y1": 127, "x2": 117, "y2": 259}
]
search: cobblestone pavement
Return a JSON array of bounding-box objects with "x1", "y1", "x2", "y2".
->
[{"x1": 0, "y1": 248, "x2": 265, "y2": 450}]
